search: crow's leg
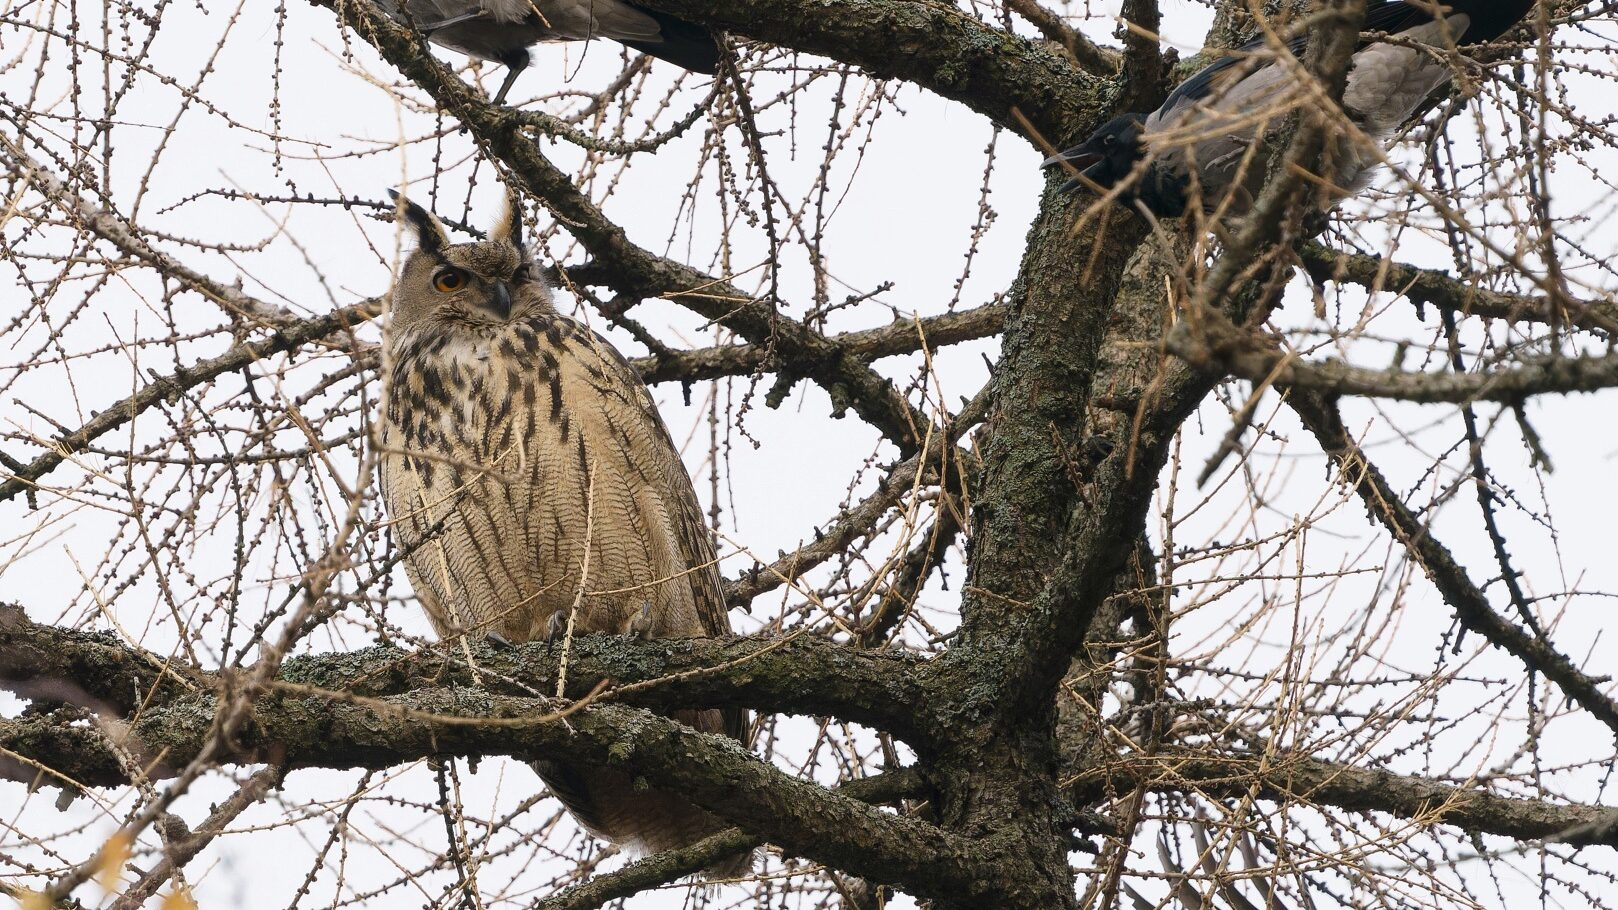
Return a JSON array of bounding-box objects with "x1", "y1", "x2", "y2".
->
[{"x1": 492, "y1": 49, "x2": 530, "y2": 105}]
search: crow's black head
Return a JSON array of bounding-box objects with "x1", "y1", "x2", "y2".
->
[{"x1": 1044, "y1": 114, "x2": 1147, "y2": 193}]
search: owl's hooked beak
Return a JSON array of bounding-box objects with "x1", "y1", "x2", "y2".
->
[{"x1": 488, "y1": 280, "x2": 513, "y2": 321}]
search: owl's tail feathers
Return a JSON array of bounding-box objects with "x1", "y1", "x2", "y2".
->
[
  {"x1": 618, "y1": 8, "x2": 721, "y2": 75},
  {"x1": 700, "y1": 844, "x2": 756, "y2": 882},
  {"x1": 532, "y1": 758, "x2": 758, "y2": 881}
]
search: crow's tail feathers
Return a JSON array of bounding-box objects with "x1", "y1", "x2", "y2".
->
[{"x1": 621, "y1": 8, "x2": 721, "y2": 74}]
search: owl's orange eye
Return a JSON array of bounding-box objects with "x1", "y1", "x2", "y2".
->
[{"x1": 432, "y1": 268, "x2": 468, "y2": 293}]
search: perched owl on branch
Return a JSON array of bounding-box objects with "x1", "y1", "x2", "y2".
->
[{"x1": 378, "y1": 192, "x2": 751, "y2": 876}]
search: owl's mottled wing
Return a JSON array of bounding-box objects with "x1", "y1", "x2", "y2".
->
[
  {"x1": 654, "y1": 422, "x2": 730, "y2": 640},
  {"x1": 569, "y1": 324, "x2": 731, "y2": 638},
  {"x1": 671, "y1": 478, "x2": 730, "y2": 638},
  {"x1": 567, "y1": 325, "x2": 746, "y2": 746}
]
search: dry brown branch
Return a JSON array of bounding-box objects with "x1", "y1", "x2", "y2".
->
[
  {"x1": 1287, "y1": 390, "x2": 1618, "y2": 734},
  {"x1": 1166, "y1": 306, "x2": 1618, "y2": 402},
  {"x1": 1075, "y1": 747, "x2": 1618, "y2": 847},
  {"x1": 1297, "y1": 242, "x2": 1618, "y2": 334},
  {"x1": 1004, "y1": 0, "x2": 1123, "y2": 77}
]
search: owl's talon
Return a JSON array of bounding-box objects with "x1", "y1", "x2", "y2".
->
[
  {"x1": 546, "y1": 610, "x2": 568, "y2": 641},
  {"x1": 485, "y1": 631, "x2": 513, "y2": 650},
  {"x1": 624, "y1": 602, "x2": 655, "y2": 639}
]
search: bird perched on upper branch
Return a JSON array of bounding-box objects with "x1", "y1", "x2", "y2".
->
[
  {"x1": 378, "y1": 192, "x2": 751, "y2": 876},
  {"x1": 1043, "y1": 0, "x2": 1536, "y2": 217},
  {"x1": 374, "y1": 0, "x2": 720, "y2": 104}
]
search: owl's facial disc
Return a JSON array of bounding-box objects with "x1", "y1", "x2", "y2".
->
[
  {"x1": 429, "y1": 244, "x2": 523, "y2": 323},
  {"x1": 430, "y1": 269, "x2": 514, "y2": 323}
]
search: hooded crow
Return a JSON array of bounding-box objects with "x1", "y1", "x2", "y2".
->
[
  {"x1": 375, "y1": 0, "x2": 720, "y2": 104},
  {"x1": 1043, "y1": 0, "x2": 1535, "y2": 216}
]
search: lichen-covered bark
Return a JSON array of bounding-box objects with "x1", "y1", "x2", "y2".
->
[
  {"x1": 630, "y1": 0, "x2": 1111, "y2": 145},
  {"x1": 961, "y1": 201, "x2": 1149, "y2": 629},
  {"x1": 0, "y1": 608, "x2": 935, "y2": 746},
  {"x1": 906, "y1": 182, "x2": 1152, "y2": 908}
]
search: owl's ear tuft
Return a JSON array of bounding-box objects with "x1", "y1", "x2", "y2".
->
[
  {"x1": 491, "y1": 193, "x2": 524, "y2": 253},
  {"x1": 388, "y1": 189, "x2": 448, "y2": 254}
]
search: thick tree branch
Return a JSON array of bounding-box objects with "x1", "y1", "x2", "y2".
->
[
  {"x1": 1, "y1": 686, "x2": 984, "y2": 902},
  {"x1": 993, "y1": 0, "x2": 1372, "y2": 710},
  {"x1": 535, "y1": 769, "x2": 924, "y2": 910},
  {"x1": 1118, "y1": 0, "x2": 1169, "y2": 110},
  {"x1": 936, "y1": 20, "x2": 1376, "y2": 898},
  {"x1": 0, "y1": 604, "x2": 208, "y2": 714},
  {"x1": 1003, "y1": 0, "x2": 1122, "y2": 78},
  {"x1": 633, "y1": 302, "x2": 1007, "y2": 386},
  {"x1": 0, "y1": 605, "x2": 935, "y2": 745},
  {"x1": 623, "y1": 0, "x2": 1107, "y2": 146},
  {"x1": 916, "y1": 11, "x2": 1374, "y2": 903},
  {"x1": 3, "y1": 599, "x2": 960, "y2": 896}
]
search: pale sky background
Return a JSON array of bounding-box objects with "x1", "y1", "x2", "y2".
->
[{"x1": 2, "y1": 1, "x2": 1617, "y2": 907}]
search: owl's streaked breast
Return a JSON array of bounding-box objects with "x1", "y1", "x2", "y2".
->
[{"x1": 379, "y1": 314, "x2": 718, "y2": 645}]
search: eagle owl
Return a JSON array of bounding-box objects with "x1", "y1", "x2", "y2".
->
[{"x1": 378, "y1": 193, "x2": 750, "y2": 876}]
